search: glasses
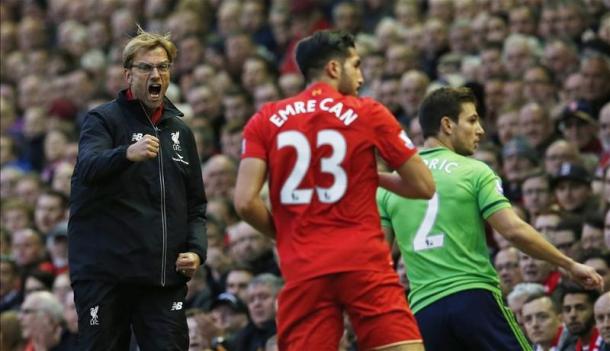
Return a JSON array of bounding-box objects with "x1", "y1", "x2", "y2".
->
[
  {"x1": 523, "y1": 188, "x2": 549, "y2": 196},
  {"x1": 496, "y1": 262, "x2": 519, "y2": 271},
  {"x1": 20, "y1": 307, "x2": 41, "y2": 315},
  {"x1": 130, "y1": 62, "x2": 171, "y2": 73},
  {"x1": 555, "y1": 241, "x2": 575, "y2": 251}
]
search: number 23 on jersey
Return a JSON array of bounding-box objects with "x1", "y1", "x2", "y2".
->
[{"x1": 278, "y1": 129, "x2": 347, "y2": 205}]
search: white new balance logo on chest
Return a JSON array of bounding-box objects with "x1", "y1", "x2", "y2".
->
[{"x1": 171, "y1": 302, "x2": 183, "y2": 311}]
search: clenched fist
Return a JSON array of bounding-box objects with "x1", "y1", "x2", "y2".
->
[{"x1": 127, "y1": 134, "x2": 160, "y2": 162}]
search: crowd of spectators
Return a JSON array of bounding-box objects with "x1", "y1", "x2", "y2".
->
[{"x1": 1, "y1": 0, "x2": 610, "y2": 350}]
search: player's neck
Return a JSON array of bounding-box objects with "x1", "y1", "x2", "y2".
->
[
  {"x1": 315, "y1": 76, "x2": 339, "y2": 91},
  {"x1": 424, "y1": 136, "x2": 454, "y2": 151}
]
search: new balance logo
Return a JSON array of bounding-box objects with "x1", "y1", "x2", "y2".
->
[
  {"x1": 90, "y1": 305, "x2": 99, "y2": 325},
  {"x1": 131, "y1": 133, "x2": 143, "y2": 142},
  {"x1": 171, "y1": 302, "x2": 183, "y2": 311}
]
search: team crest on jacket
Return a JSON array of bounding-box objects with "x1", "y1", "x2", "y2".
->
[
  {"x1": 171, "y1": 131, "x2": 182, "y2": 151},
  {"x1": 171, "y1": 131, "x2": 189, "y2": 165}
]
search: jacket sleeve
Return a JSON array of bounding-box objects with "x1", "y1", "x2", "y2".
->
[
  {"x1": 75, "y1": 110, "x2": 133, "y2": 184},
  {"x1": 185, "y1": 129, "x2": 207, "y2": 264}
]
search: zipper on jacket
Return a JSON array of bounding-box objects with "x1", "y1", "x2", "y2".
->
[
  {"x1": 141, "y1": 103, "x2": 168, "y2": 287},
  {"x1": 156, "y1": 125, "x2": 168, "y2": 287}
]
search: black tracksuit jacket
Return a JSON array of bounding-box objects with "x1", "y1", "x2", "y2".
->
[{"x1": 68, "y1": 90, "x2": 207, "y2": 287}]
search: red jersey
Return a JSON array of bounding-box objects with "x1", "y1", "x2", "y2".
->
[{"x1": 242, "y1": 82, "x2": 417, "y2": 282}]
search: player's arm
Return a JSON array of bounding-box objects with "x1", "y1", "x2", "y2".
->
[
  {"x1": 378, "y1": 154, "x2": 435, "y2": 199},
  {"x1": 233, "y1": 158, "x2": 276, "y2": 239},
  {"x1": 487, "y1": 208, "x2": 603, "y2": 290}
]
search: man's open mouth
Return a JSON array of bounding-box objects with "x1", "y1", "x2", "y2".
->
[{"x1": 149, "y1": 83, "x2": 162, "y2": 97}]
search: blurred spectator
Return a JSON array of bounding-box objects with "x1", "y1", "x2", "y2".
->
[
  {"x1": 542, "y1": 39, "x2": 580, "y2": 85},
  {"x1": 1, "y1": 199, "x2": 33, "y2": 234},
  {"x1": 220, "y1": 120, "x2": 244, "y2": 162},
  {"x1": 23, "y1": 269, "x2": 54, "y2": 296},
  {"x1": 228, "y1": 221, "x2": 279, "y2": 276},
  {"x1": 11, "y1": 228, "x2": 51, "y2": 274},
  {"x1": 521, "y1": 293, "x2": 563, "y2": 351},
  {"x1": 519, "y1": 102, "x2": 557, "y2": 158},
  {"x1": 509, "y1": 6, "x2": 537, "y2": 37},
  {"x1": 332, "y1": 1, "x2": 361, "y2": 35},
  {"x1": 559, "y1": 100, "x2": 602, "y2": 155},
  {"x1": 549, "y1": 218, "x2": 582, "y2": 260},
  {"x1": 533, "y1": 209, "x2": 563, "y2": 238},
  {"x1": 14, "y1": 173, "x2": 43, "y2": 207},
  {"x1": 45, "y1": 222, "x2": 69, "y2": 275},
  {"x1": 0, "y1": 257, "x2": 22, "y2": 312},
  {"x1": 579, "y1": 55, "x2": 610, "y2": 116},
  {"x1": 18, "y1": 291, "x2": 72, "y2": 350},
  {"x1": 398, "y1": 70, "x2": 429, "y2": 125},
  {"x1": 583, "y1": 251, "x2": 610, "y2": 293},
  {"x1": 502, "y1": 137, "x2": 539, "y2": 201},
  {"x1": 557, "y1": 285, "x2": 599, "y2": 351},
  {"x1": 202, "y1": 154, "x2": 237, "y2": 201},
  {"x1": 34, "y1": 190, "x2": 67, "y2": 236},
  {"x1": 495, "y1": 110, "x2": 520, "y2": 146},
  {"x1": 543, "y1": 139, "x2": 581, "y2": 177},
  {"x1": 581, "y1": 213, "x2": 606, "y2": 255},
  {"x1": 595, "y1": 292, "x2": 610, "y2": 348},
  {"x1": 551, "y1": 162, "x2": 597, "y2": 215},
  {"x1": 599, "y1": 103, "x2": 610, "y2": 168},
  {"x1": 521, "y1": 172, "x2": 553, "y2": 221},
  {"x1": 507, "y1": 282, "x2": 545, "y2": 327},
  {"x1": 0, "y1": 310, "x2": 24, "y2": 351},
  {"x1": 225, "y1": 266, "x2": 254, "y2": 303},
  {"x1": 50, "y1": 160, "x2": 75, "y2": 197},
  {"x1": 518, "y1": 251, "x2": 559, "y2": 295},
  {"x1": 494, "y1": 247, "x2": 523, "y2": 296},
  {"x1": 210, "y1": 292, "x2": 249, "y2": 344},
  {"x1": 231, "y1": 273, "x2": 282, "y2": 351}
]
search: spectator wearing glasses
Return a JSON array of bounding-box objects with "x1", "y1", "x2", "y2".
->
[
  {"x1": 18, "y1": 291, "x2": 71, "y2": 351},
  {"x1": 543, "y1": 139, "x2": 581, "y2": 177},
  {"x1": 521, "y1": 172, "x2": 553, "y2": 222},
  {"x1": 494, "y1": 247, "x2": 524, "y2": 296}
]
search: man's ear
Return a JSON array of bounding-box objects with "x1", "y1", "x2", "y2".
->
[
  {"x1": 325, "y1": 59, "x2": 341, "y2": 79},
  {"x1": 440, "y1": 116, "x2": 454, "y2": 135},
  {"x1": 124, "y1": 68, "x2": 132, "y2": 85}
]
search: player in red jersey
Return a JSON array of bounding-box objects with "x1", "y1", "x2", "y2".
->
[{"x1": 234, "y1": 30, "x2": 434, "y2": 351}]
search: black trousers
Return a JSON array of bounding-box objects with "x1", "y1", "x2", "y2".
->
[
  {"x1": 72, "y1": 281, "x2": 188, "y2": 351},
  {"x1": 415, "y1": 289, "x2": 532, "y2": 351}
]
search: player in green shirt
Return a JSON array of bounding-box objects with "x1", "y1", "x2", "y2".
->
[{"x1": 377, "y1": 87, "x2": 602, "y2": 351}]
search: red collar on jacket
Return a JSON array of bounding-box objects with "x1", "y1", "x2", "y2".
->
[{"x1": 126, "y1": 88, "x2": 163, "y2": 125}]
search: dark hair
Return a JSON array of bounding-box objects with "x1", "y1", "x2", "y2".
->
[
  {"x1": 581, "y1": 250, "x2": 610, "y2": 267},
  {"x1": 295, "y1": 30, "x2": 356, "y2": 82},
  {"x1": 560, "y1": 282, "x2": 600, "y2": 306},
  {"x1": 583, "y1": 211, "x2": 604, "y2": 230},
  {"x1": 555, "y1": 217, "x2": 583, "y2": 240},
  {"x1": 419, "y1": 87, "x2": 478, "y2": 139}
]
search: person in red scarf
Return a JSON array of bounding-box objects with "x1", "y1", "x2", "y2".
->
[{"x1": 557, "y1": 286, "x2": 601, "y2": 351}]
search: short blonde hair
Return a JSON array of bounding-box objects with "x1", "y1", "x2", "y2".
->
[{"x1": 122, "y1": 25, "x2": 177, "y2": 68}]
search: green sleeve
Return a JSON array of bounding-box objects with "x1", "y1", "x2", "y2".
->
[
  {"x1": 376, "y1": 188, "x2": 392, "y2": 228},
  {"x1": 476, "y1": 164, "x2": 511, "y2": 219}
]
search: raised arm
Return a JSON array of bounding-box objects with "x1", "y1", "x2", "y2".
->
[
  {"x1": 233, "y1": 158, "x2": 276, "y2": 239},
  {"x1": 487, "y1": 208, "x2": 603, "y2": 290},
  {"x1": 379, "y1": 154, "x2": 435, "y2": 199}
]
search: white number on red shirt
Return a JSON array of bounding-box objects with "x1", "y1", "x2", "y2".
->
[{"x1": 278, "y1": 130, "x2": 347, "y2": 204}]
